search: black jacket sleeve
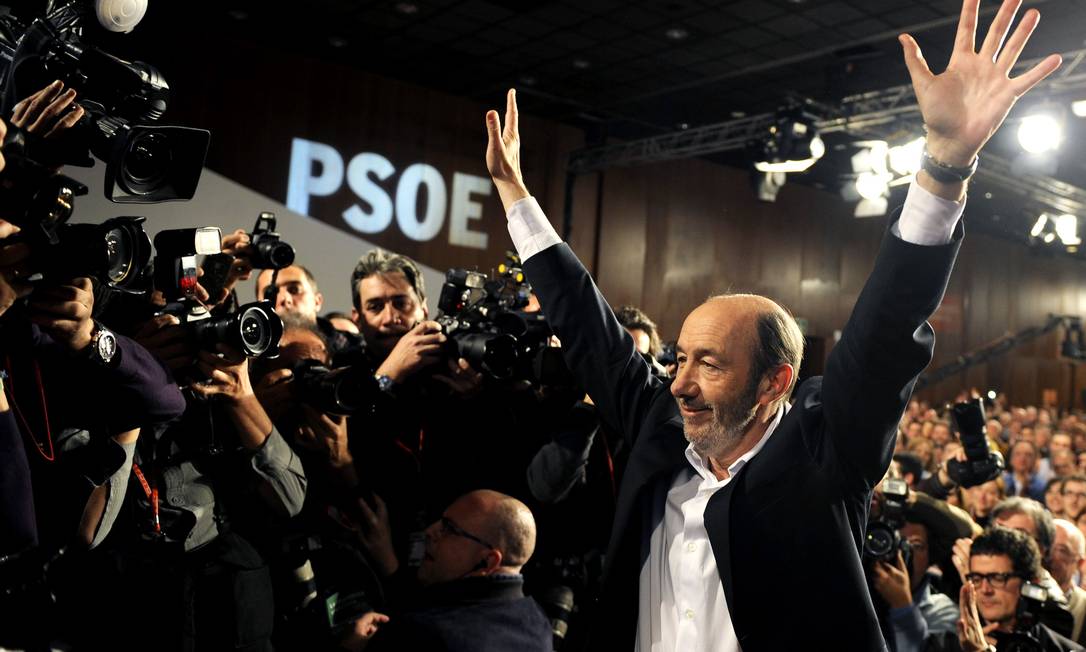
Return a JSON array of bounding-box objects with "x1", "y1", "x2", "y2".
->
[{"x1": 522, "y1": 244, "x2": 664, "y2": 447}]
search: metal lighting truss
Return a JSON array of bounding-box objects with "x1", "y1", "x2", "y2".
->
[{"x1": 566, "y1": 49, "x2": 1086, "y2": 217}]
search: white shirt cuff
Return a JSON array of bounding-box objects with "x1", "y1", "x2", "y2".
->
[
  {"x1": 894, "y1": 181, "x2": 966, "y2": 246},
  {"x1": 506, "y1": 196, "x2": 562, "y2": 261}
]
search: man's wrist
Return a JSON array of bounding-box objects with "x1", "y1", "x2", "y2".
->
[
  {"x1": 923, "y1": 134, "x2": 979, "y2": 168},
  {"x1": 494, "y1": 179, "x2": 530, "y2": 213}
]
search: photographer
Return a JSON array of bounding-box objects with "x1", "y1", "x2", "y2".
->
[
  {"x1": 96, "y1": 312, "x2": 308, "y2": 651},
  {"x1": 345, "y1": 248, "x2": 557, "y2": 571},
  {"x1": 955, "y1": 527, "x2": 1082, "y2": 651},
  {"x1": 871, "y1": 490, "x2": 981, "y2": 652}
]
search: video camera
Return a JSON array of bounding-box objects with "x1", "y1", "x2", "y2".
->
[
  {"x1": 436, "y1": 253, "x2": 571, "y2": 385},
  {"x1": 0, "y1": 1, "x2": 210, "y2": 203},
  {"x1": 0, "y1": 1, "x2": 211, "y2": 296},
  {"x1": 947, "y1": 397, "x2": 1005, "y2": 488}
]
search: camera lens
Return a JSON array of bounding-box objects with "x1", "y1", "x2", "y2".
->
[
  {"x1": 239, "y1": 307, "x2": 270, "y2": 354},
  {"x1": 864, "y1": 524, "x2": 895, "y2": 559},
  {"x1": 104, "y1": 226, "x2": 132, "y2": 283},
  {"x1": 122, "y1": 132, "x2": 172, "y2": 194}
]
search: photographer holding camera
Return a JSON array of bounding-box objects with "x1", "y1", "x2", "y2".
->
[
  {"x1": 870, "y1": 481, "x2": 981, "y2": 652},
  {"x1": 344, "y1": 247, "x2": 561, "y2": 572},
  {"x1": 955, "y1": 527, "x2": 1083, "y2": 652},
  {"x1": 87, "y1": 303, "x2": 307, "y2": 651}
]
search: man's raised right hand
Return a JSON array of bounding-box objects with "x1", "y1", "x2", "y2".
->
[{"x1": 485, "y1": 88, "x2": 531, "y2": 213}]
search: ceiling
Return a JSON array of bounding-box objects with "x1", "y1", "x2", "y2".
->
[{"x1": 14, "y1": 0, "x2": 1086, "y2": 247}]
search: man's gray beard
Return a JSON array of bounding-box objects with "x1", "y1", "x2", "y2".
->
[
  {"x1": 683, "y1": 378, "x2": 762, "y2": 459},
  {"x1": 685, "y1": 402, "x2": 759, "y2": 458}
]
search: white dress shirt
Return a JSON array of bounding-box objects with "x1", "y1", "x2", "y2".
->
[{"x1": 504, "y1": 180, "x2": 965, "y2": 652}]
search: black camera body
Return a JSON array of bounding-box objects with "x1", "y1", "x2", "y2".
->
[
  {"x1": 436, "y1": 256, "x2": 568, "y2": 385},
  {"x1": 0, "y1": 127, "x2": 153, "y2": 293},
  {"x1": 0, "y1": 2, "x2": 210, "y2": 203},
  {"x1": 292, "y1": 360, "x2": 368, "y2": 415},
  {"x1": 249, "y1": 212, "x2": 295, "y2": 271},
  {"x1": 864, "y1": 478, "x2": 911, "y2": 565},
  {"x1": 991, "y1": 582, "x2": 1050, "y2": 652},
  {"x1": 948, "y1": 397, "x2": 1005, "y2": 488}
]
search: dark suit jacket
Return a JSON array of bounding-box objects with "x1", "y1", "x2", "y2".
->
[{"x1": 522, "y1": 221, "x2": 961, "y2": 651}]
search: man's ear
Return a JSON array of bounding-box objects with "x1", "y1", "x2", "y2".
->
[
  {"x1": 314, "y1": 291, "x2": 324, "y2": 312},
  {"x1": 483, "y1": 548, "x2": 503, "y2": 573},
  {"x1": 351, "y1": 308, "x2": 360, "y2": 325},
  {"x1": 760, "y1": 364, "x2": 794, "y2": 407}
]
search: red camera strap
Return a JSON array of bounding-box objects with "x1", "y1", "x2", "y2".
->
[
  {"x1": 131, "y1": 462, "x2": 161, "y2": 535},
  {"x1": 4, "y1": 355, "x2": 55, "y2": 462}
]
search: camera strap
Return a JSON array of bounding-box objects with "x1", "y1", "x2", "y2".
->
[
  {"x1": 131, "y1": 462, "x2": 161, "y2": 536},
  {"x1": 3, "y1": 355, "x2": 55, "y2": 462},
  {"x1": 393, "y1": 427, "x2": 425, "y2": 474}
]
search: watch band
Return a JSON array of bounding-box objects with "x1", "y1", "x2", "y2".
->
[
  {"x1": 374, "y1": 374, "x2": 396, "y2": 396},
  {"x1": 921, "y1": 147, "x2": 979, "y2": 183},
  {"x1": 85, "y1": 321, "x2": 118, "y2": 367}
]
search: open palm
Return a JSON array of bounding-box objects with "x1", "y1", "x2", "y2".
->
[{"x1": 900, "y1": 0, "x2": 1061, "y2": 166}]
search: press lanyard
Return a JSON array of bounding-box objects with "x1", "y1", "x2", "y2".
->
[{"x1": 131, "y1": 462, "x2": 161, "y2": 535}]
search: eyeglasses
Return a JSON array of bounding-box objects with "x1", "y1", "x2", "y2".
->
[
  {"x1": 438, "y1": 516, "x2": 495, "y2": 550},
  {"x1": 1062, "y1": 490, "x2": 1086, "y2": 500},
  {"x1": 965, "y1": 572, "x2": 1023, "y2": 589}
]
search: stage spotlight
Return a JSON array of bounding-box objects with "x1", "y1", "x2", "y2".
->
[
  {"x1": 850, "y1": 140, "x2": 888, "y2": 176},
  {"x1": 1073, "y1": 100, "x2": 1086, "y2": 118},
  {"x1": 888, "y1": 137, "x2": 925, "y2": 176},
  {"x1": 1017, "y1": 114, "x2": 1062, "y2": 153},
  {"x1": 753, "y1": 109, "x2": 825, "y2": 173},
  {"x1": 1056, "y1": 214, "x2": 1081, "y2": 246},
  {"x1": 1030, "y1": 214, "x2": 1049, "y2": 238},
  {"x1": 855, "y1": 172, "x2": 891, "y2": 201},
  {"x1": 1029, "y1": 213, "x2": 1079, "y2": 248}
]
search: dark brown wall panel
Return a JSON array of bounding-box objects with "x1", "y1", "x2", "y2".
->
[{"x1": 155, "y1": 37, "x2": 1086, "y2": 408}]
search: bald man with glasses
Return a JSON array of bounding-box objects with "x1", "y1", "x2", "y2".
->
[{"x1": 351, "y1": 490, "x2": 551, "y2": 652}]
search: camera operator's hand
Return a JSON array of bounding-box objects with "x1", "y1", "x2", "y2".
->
[
  {"x1": 191, "y1": 345, "x2": 274, "y2": 451},
  {"x1": 353, "y1": 493, "x2": 399, "y2": 577},
  {"x1": 190, "y1": 346, "x2": 253, "y2": 402},
  {"x1": 0, "y1": 220, "x2": 34, "y2": 317},
  {"x1": 27, "y1": 277, "x2": 94, "y2": 351},
  {"x1": 432, "y1": 357, "x2": 484, "y2": 398},
  {"x1": 872, "y1": 550, "x2": 912, "y2": 609},
  {"x1": 485, "y1": 88, "x2": 531, "y2": 213},
  {"x1": 375, "y1": 320, "x2": 446, "y2": 384},
  {"x1": 340, "y1": 611, "x2": 390, "y2": 652},
  {"x1": 198, "y1": 229, "x2": 255, "y2": 305},
  {"x1": 10, "y1": 80, "x2": 84, "y2": 139},
  {"x1": 295, "y1": 405, "x2": 353, "y2": 469},
  {"x1": 958, "y1": 583, "x2": 998, "y2": 652},
  {"x1": 952, "y1": 536, "x2": 974, "y2": 583},
  {"x1": 254, "y1": 367, "x2": 293, "y2": 421},
  {"x1": 134, "y1": 314, "x2": 195, "y2": 371}
]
